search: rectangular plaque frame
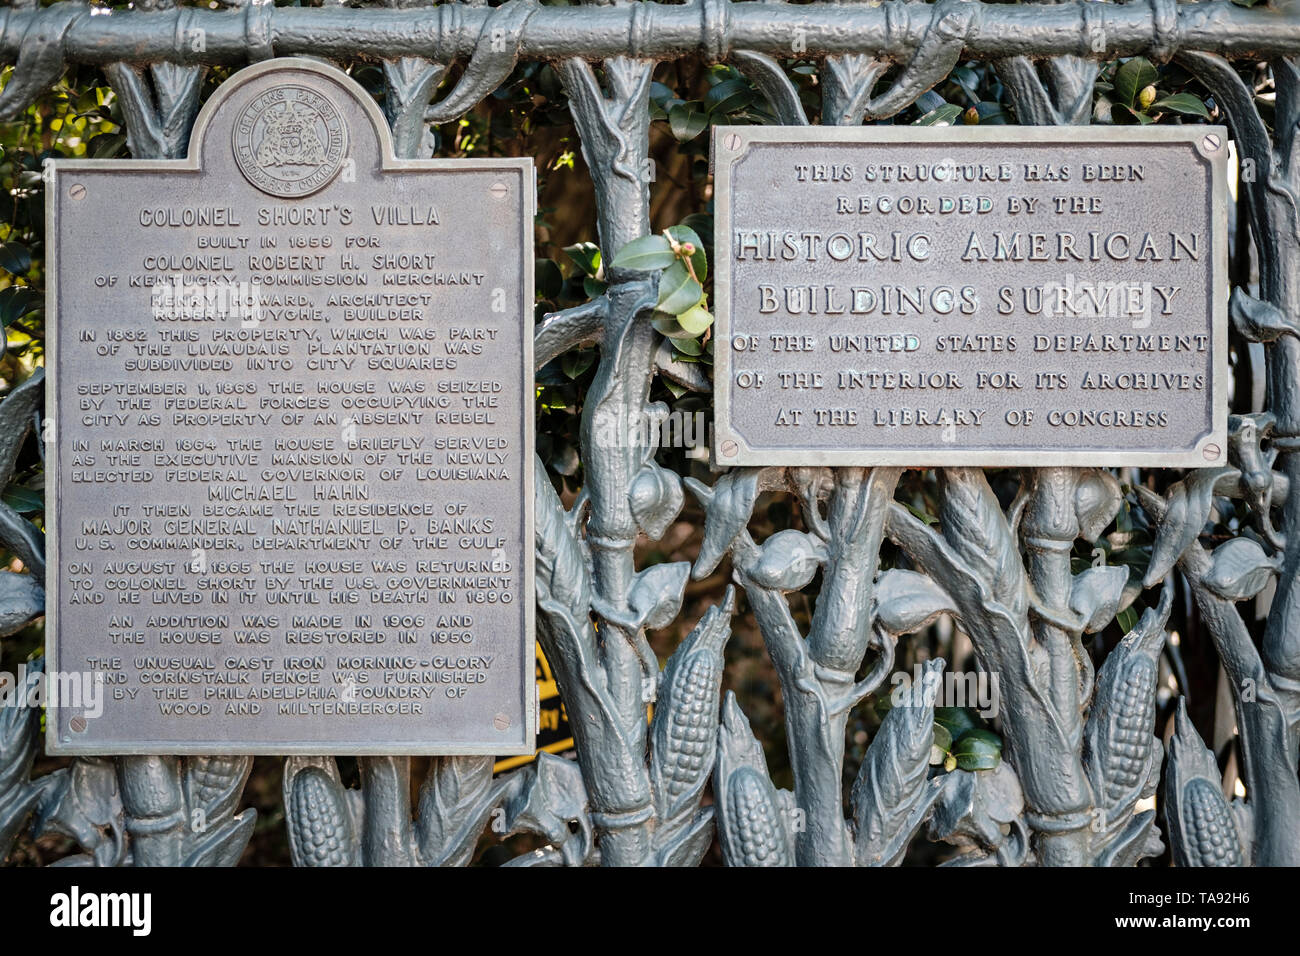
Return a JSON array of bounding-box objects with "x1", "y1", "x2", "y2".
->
[
  {"x1": 710, "y1": 125, "x2": 1229, "y2": 469},
  {"x1": 44, "y1": 59, "x2": 536, "y2": 756}
]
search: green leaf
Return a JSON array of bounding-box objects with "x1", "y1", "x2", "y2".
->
[
  {"x1": 656, "y1": 261, "x2": 703, "y2": 316},
  {"x1": 1114, "y1": 57, "x2": 1158, "y2": 109},
  {"x1": 1112, "y1": 104, "x2": 1155, "y2": 125},
  {"x1": 1, "y1": 484, "x2": 43, "y2": 514},
  {"x1": 675, "y1": 301, "x2": 713, "y2": 335},
  {"x1": 672, "y1": 336, "x2": 704, "y2": 357},
  {"x1": 668, "y1": 103, "x2": 708, "y2": 142},
  {"x1": 0, "y1": 286, "x2": 40, "y2": 326},
  {"x1": 934, "y1": 707, "x2": 979, "y2": 740},
  {"x1": 1149, "y1": 93, "x2": 1211, "y2": 119},
  {"x1": 665, "y1": 224, "x2": 707, "y2": 282},
  {"x1": 913, "y1": 103, "x2": 963, "y2": 127},
  {"x1": 649, "y1": 81, "x2": 677, "y2": 108},
  {"x1": 582, "y1": 277, "x2": 607, "y2": 299},
  {"x1": 679, "y1": 213, "x2": 714, "y2": 248},
  {"x1": 535, "y1": 258, "x2": 563, "y2": 300},
  {"x1": 652, "y1": 312, "x2": 697, "y2": 340},
  {"x1": 974, "y1": 102, "x2": 1011, "y2": 125},
  {"x1": 951, "y1": 729, "x2": 1002, "y2": 771},
  {"x1": 562, "y1": 241, "x2": 602, "y2": 277},
  {"x1": 87, "y1": 132, "x2": 127, "y2": 158},
  {"x1": 930, "y1": 722, "x2": 954, "y2": 765},
  {"x1": 950, "y1": 67, "x2": 981, "y2": 101},
  {"x1": 561, "y1": 349, "x2": 595, "y2": 380},
  {"x1": 0, "y1": 242, "x2": 32, "y2": 276},
  {"x1": 705, "y1": 79, "x2": 754, "y2": 115},
  {"x1": 612, "y1": 234, "x2": 675, "y2": 272}
]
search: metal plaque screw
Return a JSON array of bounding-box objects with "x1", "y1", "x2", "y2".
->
[
  {"x1": 1203, "y1": 442, "x2": 1222, "y2": 461},
  {"x1": 1202, "y1": 133, "x2": 1222, "y2": 152},
  {"x1": 723, "y1": 133, "x2": 742, "y2": 151},
  {"x1": 720, "y1": 439, "x2": 739, "y2": 457},
  {"x1": 69, "y1": 183, "x2": 87, "y2": 200},
  {"x1": 489, "y1": 181, "x2": 509, "y2": 199},
  {"x1": 493, "y1": 713, "x2": 511, "y2": 731},
  {"x1": 70, "y1": 716, "x2": 87, "y2": 733}
]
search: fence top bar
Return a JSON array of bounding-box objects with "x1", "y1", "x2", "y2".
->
[{"x1": 1, "y1": 0, "x2": 1299, "y2": 69}]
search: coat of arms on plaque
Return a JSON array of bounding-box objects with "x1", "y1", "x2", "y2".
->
[{"x1": 232, "y1": 85, "x2": 348, "y2": 198}]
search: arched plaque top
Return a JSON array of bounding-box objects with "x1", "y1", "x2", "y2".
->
[{"x1": 185, "y1": 57, "x2": 399, "y2": 198}]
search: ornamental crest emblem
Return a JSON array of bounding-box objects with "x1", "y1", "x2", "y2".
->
[{"x1": 232, "y1": 85, "x2": 348, "y2": 198}]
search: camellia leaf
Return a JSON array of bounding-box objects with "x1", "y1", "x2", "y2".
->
[
  {"x1": 649, "y1": 81, "x2": 677, "y2": 110},
  {"x1": 612, "y1": 234, "x2": 675, "y2": 271},
  {"x1": 930, "y1": 723, "x2": 953, "y2": 766},
  {"x1": 951, "y1": 729, "x2": 1002, "y2": 772},
  {"x1": 562, "y1": 241, "x2": 601, "y2": 277},
  {"x1": 88, "y1": 132, "x2": 127, "y2": 158},
  {"x1": 664, "y1": 225, "x2": 707, "y2": 282},
  {"x1": 974, "y1": 102, "x2": 1010, "y2": 124},
  {"x1": 535, "y1": 258, "x2": 563, "y2": 299},
  {"x1": 651, "y1": 312, "x2": 695, "y2": 339},
  {"x1": 0, "y1": 286, "x2": 40, "y2": 327},
  {"x1": 0, "y1": 242, "x2": 32, "y2": 277},
  {"x1": 657, "y1": 261, "x2": 703, "y2": 316},
  {"x1": 1112, "y1": 103, "x2": 1155, "y2": 125},
  {"x1": 561, "y1": 349, "x2": 595, "y2": 380},
  {"x1": 675, "y1": 302, "x2": 713, "y2": 336},
  {"x1": 668, "y1": 103, "x2": 708, "y2": 141},
  {"x1": 672, "y1": 335, "x2": 704, "y2": 357},
  {"x1": 1149, "y1": 92, "x2": 1210, "y2": 119},
  {"x1": 705, "y1": 79, "x2": 754, "y2": 115},
  {"x1": 915, "y1": 91, "x2": 946, "y2": 114},
  {"x1": 1, "y1": 484, "x2": 42, "y2": 513},
  {"x1": 914, "y1": 103, "x2": 963, "y2": 127},
  {"x1": 934, "y1": 707, "x2": 980, "y2": 742},
  {"x1": 1114, "y1": 57, "x2": 1158, "y2": 109}
]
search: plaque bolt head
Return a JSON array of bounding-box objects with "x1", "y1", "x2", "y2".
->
[
  {"x1": 69, "y1": 716, "x2": 87, "y2": 733},
  {"x1": 493, "y1": 713, "x2": 511, "y2": 731},
  {"x1": 489, "y1": 181, "x2": 509, "y2": 200},
  {"x1": 1202, "y1": 442, "x2": 1222, "y2": 461},
  {"x1": 723, "y1": 133, "x2": 742, "y2": 151},
  {"x1": 720, "y1": 439, "x2": 739, "y2": 458},
  {"x1": 69, "y1": 183, "x2": 87, "y2": 200},
  {"x1": 1201, "y1": 133, "x2": 1222, "y2": 152}
]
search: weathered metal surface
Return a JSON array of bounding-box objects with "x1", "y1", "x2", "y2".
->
[
  {"x1": 44, "y1": 59, "x2": 536, "y2": 756},
  {"x1": 0, "y1": 0, "x2": 1295, "y2": 869},
  {"x1": 712, "y1": 126, "x2": 1228, "y2": 468},
  {"x1": 2, "y1": 0, "x2": 1300, "y2": 74}
]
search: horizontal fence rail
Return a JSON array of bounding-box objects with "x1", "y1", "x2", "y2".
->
[{"x1": 1, "y1": 0, "x2": 1299, "y2": 68}]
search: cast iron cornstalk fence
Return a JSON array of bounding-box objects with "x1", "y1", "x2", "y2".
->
[{"x1": 0, "y1": 0, "x2": 1298, "y2": 867}]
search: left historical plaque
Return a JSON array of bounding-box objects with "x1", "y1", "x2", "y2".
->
[{"x1": 45, "y1": 59, "x2": 535, "y2": 755}]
